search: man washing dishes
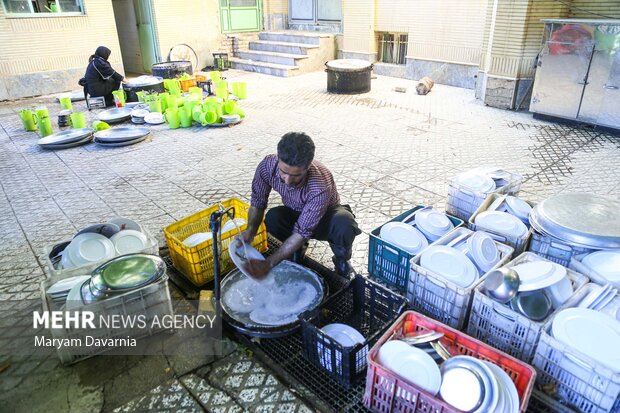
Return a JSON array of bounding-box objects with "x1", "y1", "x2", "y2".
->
[{"x1": 238, "y1": 132, "x2": 361, "y2": 279}]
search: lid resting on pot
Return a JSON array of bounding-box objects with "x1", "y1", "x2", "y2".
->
[
  {"x1": 326, "y1": 59, "x2": 372, "y2": 72},
  {"x1": 529, "y1": 192, "x2": 620, "y2": 249}
]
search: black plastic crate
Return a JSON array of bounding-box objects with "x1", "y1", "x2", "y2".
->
[{"x1": 300, "y1": 275, "x2": 406, "y2": 388}]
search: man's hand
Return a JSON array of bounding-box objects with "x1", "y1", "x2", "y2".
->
[
  {"x1": 237, "y1": 229, "x2": 255, "y2": 244},
  {"x1": 244, "y1": 259, "x2": 272, "y2": 280}
]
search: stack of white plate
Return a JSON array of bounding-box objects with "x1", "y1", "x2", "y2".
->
[
  {"x1": 46, "y1": 275, "x2": 90, "y2": 304},
  {"x1": 504, "y1": 196, "x2": 531, "y2": 224},
  {"x1": 581, "y1": 250, "x2": 620, "y2": 287},
  {"x1": 183, "y1": 232, "x2": 213, "y2": 247},
  {"x1": 221, "y1": 114, "x2": 241, "y2": 124},
  {"x1": 130, "y1": 109, "x2": 149, "y2": 124},
  {"x1": 144, "y1": 112, "x2": 165, "y2": 125},
  {"x1": 414, "y1": 209, "x2": 455, "y2": 242},
  {"x1": 475, "y1": 211, "x2": 528, "y2": 238},
  {"x1": 440, "y1": 356, "x2": 518, "y2": 413},
  {"x1": 94, "y1": 127, "x2": 150, "y2": 147},
  {"x1": 319, "y1": 323, "x2": 366, "y2": 372},
  {"x1": 37, "y1": 128, "x2": 94, "y2": 150},
  {"x1": 577, "y1": 284, "x2": 619, "y2": 313},
  {"x1": 419, "y1": 245, "x2": 480, "y2": 288},
  {"x1": 377, "y1": 340, "x2": 442, "y2": 395},
  {"x1": 551, "y1": 308, "x2": 620, "y2": 372},
  {"x1": 380, "y1": 222, "x2": 428, "y2": 255},
  {"x1": 464, "y1": 231, "x2": 501, "y2": 273}
]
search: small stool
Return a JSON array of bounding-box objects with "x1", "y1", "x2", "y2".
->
[{"x1": 86, "y1": 96, "x2": 106, "y2": 110}]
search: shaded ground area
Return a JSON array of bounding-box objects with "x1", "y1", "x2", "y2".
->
[{"x1": 0, "y1": 70, "x2": 618, "y2": 412}]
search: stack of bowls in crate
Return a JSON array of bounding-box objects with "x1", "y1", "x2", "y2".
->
[{"x1": 446, "y1": 166, "x2": 523, "y2": 222}]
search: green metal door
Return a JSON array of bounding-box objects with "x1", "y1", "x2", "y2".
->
[
  {"x1": 220, "y1": 0, "x2": 262, "y2": 33},
  {"x1": 133, "y1": 0, "x2": 158, "y2": 72}
]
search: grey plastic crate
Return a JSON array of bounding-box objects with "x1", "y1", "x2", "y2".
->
[
  {"x1": 532, "y1": 283, "x2": 620, "y2": 413},
  {"x1": 569, "y1": 252, "x2": 620, "y2": 288},
  {"x1": 469, "y1": 193, "x2": 534, "y2": 255},
  {"x1": 528, "y1": 230, "x2": 594, "y2": 267},
  {"x1": 406, "y1": 227, "x2": 514, "y2": 330},
  {"x1": 41, "y1": 271, "x2": 173, "y2": 364},
  {"x1": 44, "y1": 224, "x2": 159, "y2": 279},
  {"x1": 466, "y1": 252, "x2": 589, "y2": 363},
  {"x1": 445, "y1": 167, "x2": 523, "y2": 222}
]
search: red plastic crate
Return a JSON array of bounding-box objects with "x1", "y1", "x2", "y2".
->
[{"x1": 363, "y1": 311, "x2": 536, "y2": 413}]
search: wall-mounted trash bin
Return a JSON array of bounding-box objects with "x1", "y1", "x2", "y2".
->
[{"x1": 325, "y1": 59, "x2": 373, "y2": 94}]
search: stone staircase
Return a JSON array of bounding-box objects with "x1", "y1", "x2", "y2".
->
[{"x1": 229, "y1": 31, "x2": 336, "y2": 77}]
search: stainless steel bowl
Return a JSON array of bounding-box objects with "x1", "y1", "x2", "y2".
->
[{"x1": 484, "y1": 267, "x2": 520, "y2": 304}]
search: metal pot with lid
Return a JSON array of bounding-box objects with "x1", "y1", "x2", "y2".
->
[
  {"x1": 529, "y1": 192, "x2": 620, "y2": 249},
  {"x1": 325, "y1": 59, "x2": 373, "y2": 94}
]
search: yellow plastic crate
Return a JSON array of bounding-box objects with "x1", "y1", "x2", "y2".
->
[{"x1": 163, "y1": 198, "x2": 268, "y2": 286}]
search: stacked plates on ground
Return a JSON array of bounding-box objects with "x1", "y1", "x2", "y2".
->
[
  {"x1": 455, "y1": 171, "x2": 497, "y2": 194},
  {"x1": 131, "y1": 109, "x2": 149, "y2": 124},
  {"x1": 221, "y1": 114, "x2": 241, "y2": 124},
  {"x1": 581, "y1": 250, "x2": 620, "y2": 287},
  {"x1": 414, "y1": 208, "x2": 455, "y2": 242},
  {"x1": 551, "y1": 307, "x2": 620, "y2": 372},
  {"x1": 94, "y1": 127, "x2": 150, "y2": 147},
  {"x1": 508, "y1": 260, "x2": 571, "y2": 320},
  {"x1": 475, "y1": 211, "x2": 528, "y2": 239},
  {"x1": 97, "y1": 107, "x2": 132, "y2": 124},
  {"x1": 440, "y1": 356, "x2": 518, "y2": 413},
  {"x1": 419, "y1": 245, "x2": 480, "y2": 288},
  {"x1": 144, "y1": 112, "x2": 165, "y2": 125},
  {"x1": 37, "y1": 128, "x2": 94, "y2": 150}
]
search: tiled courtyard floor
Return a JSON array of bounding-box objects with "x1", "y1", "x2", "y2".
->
[{"x1": 0, "y1": 69, "x2": 618, "y2": 412}]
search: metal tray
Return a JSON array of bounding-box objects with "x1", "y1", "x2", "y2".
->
[
  {"x1": 94, "y1": 135, "x2": 149, "y2": 147},
  {"x1": 37, "y1": 128, "x2": 94, "y2": 146},
  {"x1": 94, "y1": 127, "x2": 150, "y2": 142},
  {"x1": 39, "y1": 135, "x2": 93, "y2": 150},
  {"x1": 97, "y1": 107, "x2": 133, "y2": 123}
]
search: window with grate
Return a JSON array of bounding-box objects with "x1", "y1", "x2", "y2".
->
[
  {"x1": 2, "y1": 0, "x2": 84, "y2": 15},
  {"x1": 378, "y1": 33, "x2": 408, "y2": 65}
]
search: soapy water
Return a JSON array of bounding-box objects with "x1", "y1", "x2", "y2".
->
[{"x1": 222, "y1": 261, "x2": 324, "y2": 327}]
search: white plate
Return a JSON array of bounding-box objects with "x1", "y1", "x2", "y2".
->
[
  {"x1": 387, "y1": 346, "x2": 442, "y2": 395},
  {"x1": 47, "y1": 275, "x2": 90, "y2": 295},
  {"x1": 552, "y1": 308, "x2": 620, "y2": 372},
  {"x1": 183, "y1": 232, "x2": 213, "y2": 247},
  {"x1": 488, "y1": 195, "x2": 507, "y2": 212},
  {"x1": 485, "y1": 361, "x2": 519, "y2": 413},
  {"x1": 130, "y1": 109, "x2": 149, "y2": 118},
  {"x1": 67, "y1": 233, "x2": 116, "y2": 266},
  {"x1": 439, "y1": 356, "x2": 499, "y2": 413},
  {"x1": 577, "y1": 284, "x2": 605, "y2": 309},
  {"x1": 228, "y1": 240, "x2": 266, "y2": 279},
  {"x1": 222, "y1": 218, "x2": 246, "y2": 234},
  {"x1": 110, "y1": 229, "x2": 148, "y2": 255},
  {"x1": 467, "y1": 232, "x2": 500, "y2": 273},
  {"x1": 322, "y1": 323, "x2": 365, "y2": 347},
  {"x1": 505, "y1": 196, "x2": 532, "y2": 221},
  {"x1": 107, "y1": 217, "x2": 142, "y2": 232},
  {"x1": 380, "y1": 222, "x2": 428, "y2": 254},
  {"x1": 475, "y1": 211, "x2": 528, "y2": 238},
  {"x1": 415, "y1": 209, "x2": 454, "y2": 241},
  {"x1": 592, "y1": 288, "x2": 618, "y2": 311},
  {"x1": 456, "y1": 173, "x2": 496, "y2": 193},
  {"x1": 420, "y1": 245, "x2": 479, "y2": 288},
  {"x1": 440, "y1": 364, "x2": 486, "y2": 411},
  {"x1": 377, "y1": 340, "x2": 413, "y2": 368},
  {"x1": 60, "y1": 250, "x2": 75, "y2": 269},
  {"x1": 513, "y1": 261, "x2": 567, "y2": 292},
  {"x1": 144, "y1": 113, "x2": 165, "y2": 125},
  {"x1": 582, "y1": 251, "x2": 620, "y2": 285}
]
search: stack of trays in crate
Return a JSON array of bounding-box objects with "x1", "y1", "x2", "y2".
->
[
  {"x1": 527, "y1": 193, "x2": 620, "y2": 266},
  {"x1": 368, "y1": 205, "x2": 464, "y2": 295},
  {"x1": 299, "y1": 275, "x2": 406, "y2": 388},
  {"x1": 407, "y1": 228, "x2": 514, "y2": 329},
  {"x1": 532, "y1": 283, "x2": 620, "y2": 412},
  {"x1": 467, "y1": 252, "x2": 589, "y2": 362},
  {"x1": 469, "y1": 193, "x2": 535, "y2": 255},
  {"x1": 446, "y1": 166, "x2": 523, "y2": 222},
  {"x1": 363, "y1": 311, "x2": 536, "y2": 413}
]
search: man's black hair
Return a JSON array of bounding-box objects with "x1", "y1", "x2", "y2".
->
[{"x1": 277, "y1": 132, "x2": 315, "y2": 168}]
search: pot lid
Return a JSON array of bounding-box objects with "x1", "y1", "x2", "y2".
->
[
  {"x1": 94, "y1": 127, "x2": 150, "y2": 142},
  {"x1": 529, "y1": 192, "x2": 620, "y2": 249},
  {"x1": 98, "y1": 107, "x2": 133, "y2": 123},
  {"x1": 124, "y1": 75, "x2": 163, "y2": 87},
  {"x1": 326, "y1": 59, "x2": 372, "y2": 71}
]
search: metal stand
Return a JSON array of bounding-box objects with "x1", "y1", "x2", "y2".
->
[{"x1": 209, "y1": 205, "x2": 236, "y2": 301}]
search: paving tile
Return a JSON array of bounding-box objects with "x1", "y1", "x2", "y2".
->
[{"x1": 112, "y1": 379, "x2": 203, "y2": 412}]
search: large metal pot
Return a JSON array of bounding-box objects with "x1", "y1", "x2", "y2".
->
[
  {"x1": 325, "y1": 59, "x2": 373, "y2": 94},
  {"x1": 151, "y1": 61, "x2": 193, "y2": 79},
  {"x1": 122, "y1": 77, "x2": 165, "y2": 102}
]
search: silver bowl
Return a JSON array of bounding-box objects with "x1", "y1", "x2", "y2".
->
[{"x1": 484, "y1": 267, "x2": 520, "y2": 303}]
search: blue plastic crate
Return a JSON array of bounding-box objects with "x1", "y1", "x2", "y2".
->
[{"x1": 367, "y1": 206, "x2": 464, "y2": 296}]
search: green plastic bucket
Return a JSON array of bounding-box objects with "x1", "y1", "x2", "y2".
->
[
  {"x1": 19, "y1": 109, "x2": 37, "y2": 131},
  {"x1": 59, "y1": 97, "x2": 73, "y2": 110},
  {"x1": 231, "y1": 82, "x2": 247, "y2": 99}
]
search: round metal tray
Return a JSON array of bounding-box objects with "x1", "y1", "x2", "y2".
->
[{"x1": 98, "y1": 107, "x2": 133, "y2": 123}]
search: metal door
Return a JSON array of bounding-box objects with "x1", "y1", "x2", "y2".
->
[
  {"x1": 133, "y1": 0, "x2": 158, "y2": 73},
  {"x1": 290, "y1": 0, "x2": 341, "y2": 23},
  {"x1": 530, "y1": 24, "x2": 595, "y2": 119},
  {"x1": 220, "y1": 0, "x2": 262, "y2": 33},
  {"x1": 596, "y1": 51, "x2": 620, "y2": 129},
  {"x1": 578, "y1": 48, "x2": 614, "y2": 123}
]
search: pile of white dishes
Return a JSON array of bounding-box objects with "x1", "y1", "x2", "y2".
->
[
  {"x1": 377, "y1": 340, "x2": 442, "y2": 394},
  {"x1": 551, "y1": 307, "x2": 620, "y2": 372},
  {"x1": 221, "y1": 114, "x2": 241, "y2": 124},
  {"x1": 130, "y1": 108, "x2": 149, "y2": 124},
  {"x1": 505, "y1": 260, "x2": 572, "y2": 321},
  {"x1": 487, "y1": 195, "x2": 532, "y2": 226},
  {"x1": 419, "y1": 245, "x2": 480, "y2": 288},
  {"x1": 94, "y1": 127, "x2": 150, "y2": 147},
  {"x1": 576, "y1": 284, "x2": 619, "y2": 319},
  {"x1": 46, "y1": 275, "x2": 90, "y2": 305},
  {"x1": 319, "y1": 323, "x2": 366, "y2": 372},
  {"x1": 58, "y1": 218, "x2": 149, "y2": 270},
  {"x1": 440, "y1": 356, "x2": 518, "y2": 413},
  {"x1": 580, "y1": 250, "x2": 620, "y2": 287},
  {"x1": 449, "y1": 231, "x2": 501, "y2": 274},
  {"x1": 474, "y1": 210, "x2": 528, "y2": 239},
  {"x1": 182, "y1": 218, "x2": 246, "y2": 247},
  {"x1": 455, "y1": 172, "x2": 496, "y2": 194},
  {"x1": 144, "y1": 112, "x2": 165, "y2": 125},
  {"x1": 380, "y1": 207, "x2": 455, "y2": 255}
]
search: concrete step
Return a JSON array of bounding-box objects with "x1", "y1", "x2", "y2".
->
[
  {"x1": 237, "y1": 50, "x2": 309, "y2": 66},
  {"x1": 249, "y1": 40, "x2": 319, "y2": 55},
  {"x1": 228, "y1": 57, "x2": 299, "y2": 77},
  {"x1": 258, "y1": 32, "x2": 327, "y2": 45}
]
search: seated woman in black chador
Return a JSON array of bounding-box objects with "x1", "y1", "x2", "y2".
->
[{"x1": 79, "y1": 46, "x2": 124, "y2": 106}]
